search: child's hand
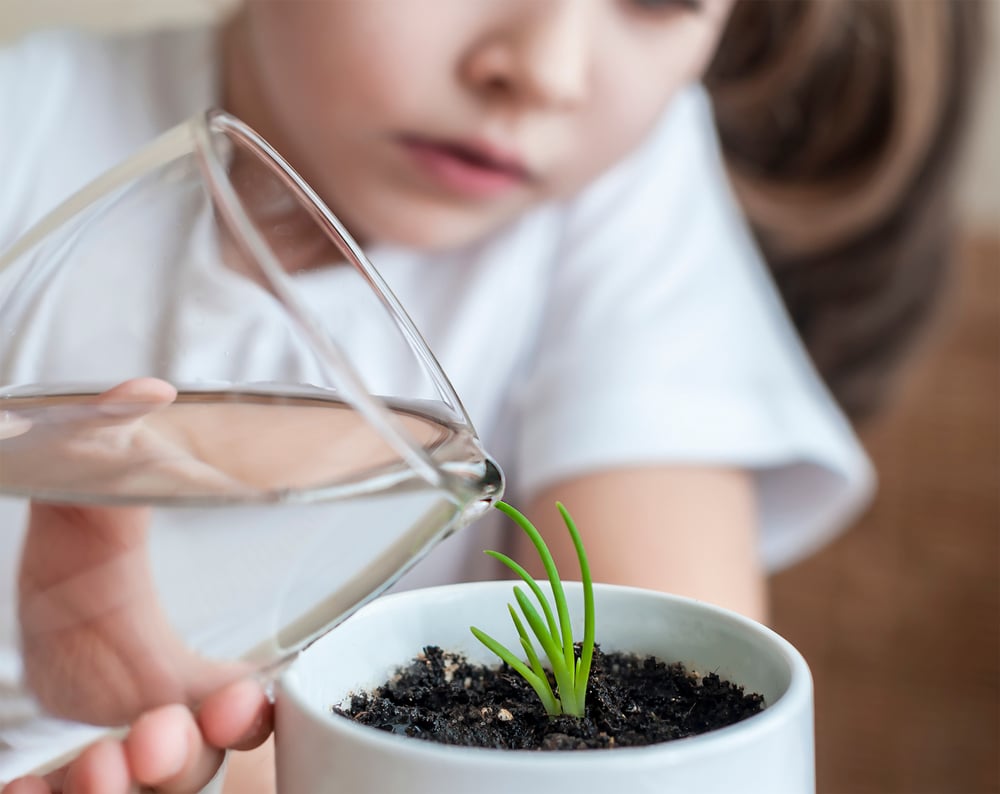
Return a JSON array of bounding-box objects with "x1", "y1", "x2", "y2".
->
[
  {"x1": 2, "y1": 677, "x2": 273, "y2": 794},
  {"x1": 5, "y1": 378, "x2": 273, "y2": 792},
  {"x1": 17, "y1": 499, "x2": 245, "y2": 726},
  {"x1": 13, "y1": 379, "x2": 246, "y2": 726}
]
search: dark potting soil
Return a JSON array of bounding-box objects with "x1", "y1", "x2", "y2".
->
[{"x1": 333, "y1": 645, "x2": 765, "y2": 751}]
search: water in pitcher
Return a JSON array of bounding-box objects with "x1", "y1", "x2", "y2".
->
[{"x1": 0, "y1": 386, "x2": 501, "y2": 777}]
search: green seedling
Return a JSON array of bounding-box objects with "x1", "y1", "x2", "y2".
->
[{"x1": 470, "y1": 501, "x2": 595, "y2": 718}]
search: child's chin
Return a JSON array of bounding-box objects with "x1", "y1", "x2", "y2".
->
[{"x1": 374, "y1": 206, "x2": 525, "y2": 254}]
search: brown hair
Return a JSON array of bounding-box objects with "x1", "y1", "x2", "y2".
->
[{"x1": 706, "y1": 0, "x2": 985, "y2": 421}]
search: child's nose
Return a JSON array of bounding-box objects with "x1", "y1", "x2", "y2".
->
[{"x1": 462, "y1": 0, "x2": 593, "y2": 110}]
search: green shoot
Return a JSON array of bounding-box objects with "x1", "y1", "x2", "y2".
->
[{"x1": 470, "y1": 501, "x2": 595, "y2": 718}]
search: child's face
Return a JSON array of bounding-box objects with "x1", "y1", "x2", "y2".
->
[{"x1": 232, "y1": 0, "x2": 734, "y2": 251}]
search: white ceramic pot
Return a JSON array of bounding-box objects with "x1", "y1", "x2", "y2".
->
[{"x1": 275, "y1": 582, "x2": 814, "y2": 794}]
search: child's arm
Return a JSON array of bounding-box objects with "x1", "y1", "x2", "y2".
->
[{"x1": 520, "y1": 466, "x2": 768, "y2": 624}]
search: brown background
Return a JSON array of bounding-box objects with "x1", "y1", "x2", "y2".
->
[{"x1": 771, "y1": 235, "x2": 1000, "y2": 794}]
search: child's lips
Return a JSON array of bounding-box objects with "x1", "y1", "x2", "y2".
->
[{"x1": 398, "y1": 135, "x2": 534, "y2": 198}]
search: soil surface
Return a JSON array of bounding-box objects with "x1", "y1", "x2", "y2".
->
[{"x1": 333, "y1": 645, "x2": 764, "y2": 750}]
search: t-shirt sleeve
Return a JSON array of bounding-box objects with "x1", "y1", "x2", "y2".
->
[{"x1": 514, "y1": 85, "x2": 875, "y2": 572}]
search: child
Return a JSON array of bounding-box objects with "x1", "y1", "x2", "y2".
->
[{"x1": 0, "y1": 0, "x2": 981, "y2": 792}]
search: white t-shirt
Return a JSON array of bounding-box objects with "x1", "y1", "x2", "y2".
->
[{"x1": 0, "y1": 26, "x2": 874, "y2": 777}]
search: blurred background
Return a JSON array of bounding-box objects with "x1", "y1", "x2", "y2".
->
[{"x1": 2, "y1": 2, "x2": 998, "y2": 792}]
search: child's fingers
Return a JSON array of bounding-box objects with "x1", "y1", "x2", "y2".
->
[
  {"x1": 39, "y1": 764, "x2": 67, "y2": 794},
  {"x1": 1, "y1": 690, "x2": 249, "y2": 794},
  {"x1": 97, "y1": 378, "x2": 177, "y2": 407},
  {"x1": 0, "y1": 738, "x2": 125, "y2": 794},
  {"x1": 125, "y1": 703, "x2": 224, "y2": 793},
  {"x1": 0, "y1": 410, "x2": 32, "y2": 440},
  {"x1": 197, "y1": 678, "x2": 274, "y2": 752},
  {"x1": 93, "y1": 377, "x2": 177, "y2": 422},
  {"x1": 61, "y1": 738, "x2": 131, "y2": 794},
  {"x1": 94, "y1": 377, "x2": 254, "y2": 495},
  {"x1": 1, "y1": 775, "x2": 52, "y2": 793}
]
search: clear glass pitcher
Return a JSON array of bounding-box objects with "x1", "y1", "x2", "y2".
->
[{"x1": 0, "y1": 110, "x2": 503, "y2": 780}]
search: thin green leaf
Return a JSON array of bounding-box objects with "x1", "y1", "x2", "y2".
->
[
  {"x1": 510, "y1": 587, "x2": 563, "y2": 673},
  {"x1": 472, "y1": 626, "x2": 560, "y2": 716},
  {"x1": 513, "y1": 587, "x2": 580, "y2": 716},
  {"x1": 472, "y1": 501, "x2": 596, "y2": 719},
  {"x1": 469, "y1": 626, "x2": 538, "y2": 687},
  {"x1": 507, "y1": 603, "x2": 531, "y2": 644},
  {"x1": 494, "y1": 502, "x2": 576, "y2": 677},
  {"x1": 506, "y1": 605, "x2": 560, "y2": 715},
  {"x1": 558, "y1": 501, "x2": 595, "y2": 706},
  {"x1": 519, "y1": 636, "x2": 559, "y2": 715},
  {"x1": 486, "y1": 549, "x2": 561, "y2": 644}
]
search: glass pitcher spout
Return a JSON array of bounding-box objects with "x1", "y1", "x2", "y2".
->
[
  {"x1": 455, "y1": 454, "x2": 505, "y2": 529},
  {"x1": 481, "y1": 455, "x2": 505, "y2": 505}
]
